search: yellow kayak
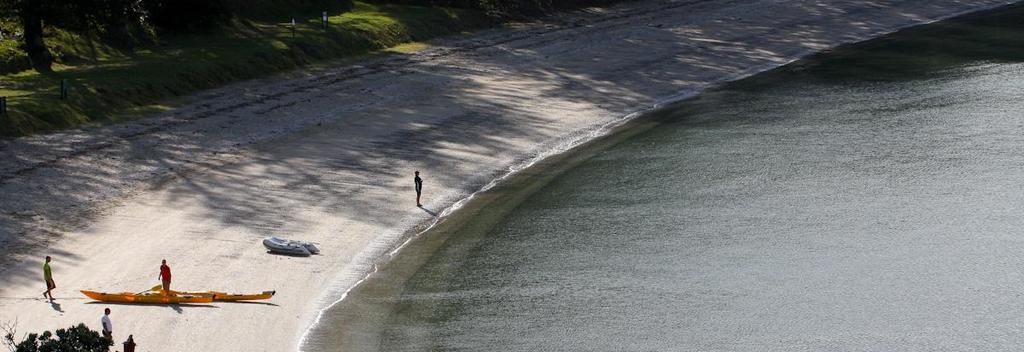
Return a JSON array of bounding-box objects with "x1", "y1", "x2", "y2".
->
[
  {"x1": 146, "y1": 285, "x2": 275, "y2": 301},
  {"x1": 81, "y1": 290, "x2": 213, "y2": 304}
]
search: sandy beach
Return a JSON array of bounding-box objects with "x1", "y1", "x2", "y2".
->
[{"x1": 0, "y1": 0, "x2": 1017, "y2": 351}]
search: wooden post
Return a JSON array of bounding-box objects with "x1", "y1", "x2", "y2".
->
[
  {"x1": 0, "y1": 96, "x2": 6, "y2": 115},
  {"x1": 60, "y1": 79, "x2": 68, "y2": 100}
]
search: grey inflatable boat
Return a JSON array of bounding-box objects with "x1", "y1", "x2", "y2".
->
[{"x1": 263, "y1": 236, "x2": 320, "y2": 256}]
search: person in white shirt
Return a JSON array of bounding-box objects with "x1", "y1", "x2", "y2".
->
[{"x1": 101, "y1": 308, "x2": 112, "y2": 340}]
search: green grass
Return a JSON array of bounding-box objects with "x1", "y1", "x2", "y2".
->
[{"x1": 0, "y1": 2, "x2": 494, "y2": 137}]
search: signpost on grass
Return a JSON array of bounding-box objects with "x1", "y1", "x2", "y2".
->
[
  {"x1": 60, "y1": 79, "x2": 69, "y2": 100},
  {"x1": 291, "y1": 18, "x2": 297, "y2": 38},
  {"x1": 0, "y1": 96, "x2": 7, "y2": 115},
  {"x1": 322, "y1": 11, "x2": 328, "y2": 31}
]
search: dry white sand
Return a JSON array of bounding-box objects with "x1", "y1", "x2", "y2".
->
[{"x1": 0, "y1": 0, "x2": 1017, "y2": 351}]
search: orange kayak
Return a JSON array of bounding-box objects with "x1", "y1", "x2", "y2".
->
[
  {"x1": 167, "y1": 290, "x2": 274, "y2": 301},
  {"x1": 145, "y1": 285, "x2": 275, "y2": 301},
  {"x1": 81, "y1": 290, "x2": 213, "y2": 304},
  {"x1": 208, "y1": 291, "x2": 274, "y2": 301}
]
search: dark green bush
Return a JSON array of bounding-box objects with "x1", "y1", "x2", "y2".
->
[{"x1": 4, "y1": 323, "x2": 112, "y2": 352}]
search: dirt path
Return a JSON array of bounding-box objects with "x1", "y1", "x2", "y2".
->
[{"x1": 0, "y1": 1, "x2": 1016, "y2": 351}]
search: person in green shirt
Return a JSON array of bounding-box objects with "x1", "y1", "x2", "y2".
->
[{"x1": 42, "y1": 256, "x2": 55, "y2": 302}]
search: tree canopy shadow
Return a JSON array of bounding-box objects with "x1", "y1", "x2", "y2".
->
[{"x1": 1, "y1": 0, "x2": 1020, "y2": 293}]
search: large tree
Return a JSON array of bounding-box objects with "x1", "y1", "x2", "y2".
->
[
  {"x1": 3, "y1": 0, "x2": 137, "y2": 72},
  {"x1": 6, "y1": 0, "x2": 52, "y2": 72}
]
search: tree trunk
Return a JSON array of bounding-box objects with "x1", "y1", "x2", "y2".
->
[{"x1": 21, "y1": 12, "x2": 53, "y2": 72}]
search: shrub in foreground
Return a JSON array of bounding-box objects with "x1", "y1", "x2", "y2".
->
[{"x1": 3, "y1": 323, "x2": 111, "y2": 352}]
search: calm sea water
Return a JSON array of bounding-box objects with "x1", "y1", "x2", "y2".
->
[{"x1": 304, "y1": 5, "x2": 1024, "y2": 351}]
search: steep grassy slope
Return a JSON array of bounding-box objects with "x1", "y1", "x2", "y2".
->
[{"x1": 0, "y1": 2, "x2": 492, "y2": 136}]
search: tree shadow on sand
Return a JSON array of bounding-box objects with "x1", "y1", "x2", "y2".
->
[{"x1": 2, "y1": 0, "x2": 1021, "y2": 296}]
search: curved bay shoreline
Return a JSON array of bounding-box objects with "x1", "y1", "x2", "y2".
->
[{"x1": 0, "y1": 1, "x2": 1019, "y2": 351}]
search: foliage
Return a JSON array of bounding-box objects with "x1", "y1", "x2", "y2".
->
[
  {"x1": 139, "y1": 0, "x2": 358, "y2": 32},
  {"x1": 4, "y1": 324, "x2": 111, "y2": 352},
  {"x1": 0, "y1": 38, "x2": 29, "y2": 73},
  {"x1": 0, "y1": 0, "x2": 628, "y2": 135},
  {"x1": 60, "y1": 0, "x2": 139, "y2": 32},
  {"x1": 2, "y1": 320, "x2": 17, "y2": 352},
  {"x1": 0, "y1": 0, "x2": 142, "y2": 71},
  {"x1": 221, "y1": 0, "x2": 355, "y2": 20},
  {"x1": 0, "y1": 0, "x2": 135, "y2": 31},
  {"x1": 366, "y1": 0, "x2": 626, "y2": 17},
  {"x1": 141, "y1": 0, "x2": 232, "y2": 33},
  {"x1": 0, "y1": 1, "x2": 492, "y2": 136}
]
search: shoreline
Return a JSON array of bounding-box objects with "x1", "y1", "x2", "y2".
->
[
  {"x1": 308, "y1": 5, "x2": 1024, "y2": 348},
  {"x1": 299, "y1": 2, "x2": 1024, "y2": 347},
  {"x1": 0, "y1": 1, "x2": 1019, "y2": 351},
  {"x1": 300, "y1": 75, "x2": 683, "y2": 350}
]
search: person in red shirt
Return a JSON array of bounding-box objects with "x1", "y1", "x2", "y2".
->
[{"x1": 158, "y1": 259, "x2": 172, "y2": 296}]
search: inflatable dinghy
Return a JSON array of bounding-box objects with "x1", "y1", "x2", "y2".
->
[{"x1": 263, "y1": 236, "x2": 319, "y2": 256}]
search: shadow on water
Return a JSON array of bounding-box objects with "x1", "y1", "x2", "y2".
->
[
  {"x1": 739, "y1": 2, "x2": 1024, "y2": 88},
  {"x1": 304, "y1": 3, "x2": 1024, "y2": 351}
]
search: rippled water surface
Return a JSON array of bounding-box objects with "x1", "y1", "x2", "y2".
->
[{"x1": 305, "y1": 5, "x2": 1024, "y2": 351}]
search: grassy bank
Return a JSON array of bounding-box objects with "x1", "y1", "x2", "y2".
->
[{"x1": 0, "y1": 2, "x2": 493, "y2": 137}]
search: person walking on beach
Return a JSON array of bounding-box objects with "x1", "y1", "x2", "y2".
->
[
  {"x1": 414, "y1": 171, "x2": 423, "y2": 207},
  {"x1": 123, "y1": 334, "x2": 137, "y2": 352},
  {"x1": 101, "y1": 308, "x2": 112, "y2": 340},
  {"x1": 42, "y1": 256, "x2": 55, "y2": 302},
  {"x1": 158, "y1": 259, "x2": 172, "y2": 296}
]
